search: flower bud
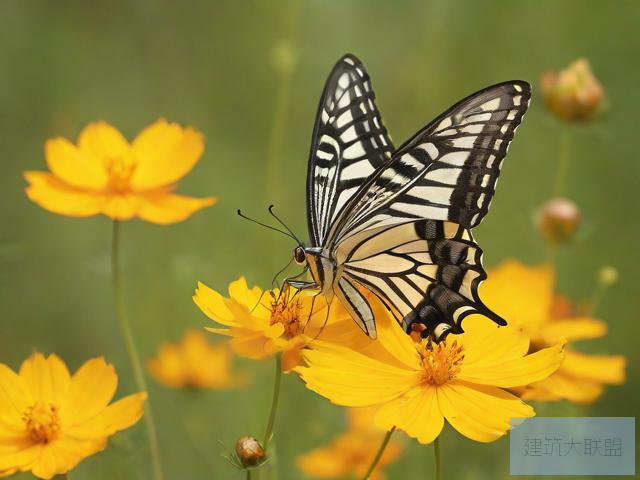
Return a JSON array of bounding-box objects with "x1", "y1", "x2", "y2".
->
[
  {"x1": 598, "y1": 266, "x2": 619, "y2": 287},
  {"x1": 235, "y1": 436, "x2": 266, "y2": 468},
  {"x1": 535, "y1": 197, "x2": 581, "y2": 245},
  {"x1": 540, "y1": 59, "x2": 604, "y2": 121}
]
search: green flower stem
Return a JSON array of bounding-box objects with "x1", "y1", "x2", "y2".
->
[
  {"x1": 112, "y1": 221, "x2": 164, "y2": 480},
  {"x1": 362, "y1": 427, "x2": 395, "y2": 480},
  {"x1": 246, "y1": 469, "x2": 252, "y2": 480},
  {"x1": 263, "y1": 352, "x2": 283, "y2": 452},
  {"x1": 554, "y1": 128, "x2": 572, "y2": 196},
  {"x1": 434, "y1": 436, "x2": 442, "y2": 480}
]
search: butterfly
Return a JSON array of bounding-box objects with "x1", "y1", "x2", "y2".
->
[{"x1": 286, "y1": 53, "x2": 530, "y2": 342}]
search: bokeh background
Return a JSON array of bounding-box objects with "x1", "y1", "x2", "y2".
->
[{"x1": 1, "y1": 0, "x2": 638, "y2": 478}]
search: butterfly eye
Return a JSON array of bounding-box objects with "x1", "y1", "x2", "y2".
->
[{"x1": 293, "y1": 247, "x2": 306, "y2": 264}]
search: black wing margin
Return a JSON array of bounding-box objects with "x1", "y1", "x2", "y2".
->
[{"x1": 306, "y1": 54, "x2": 395, "y2": 246}]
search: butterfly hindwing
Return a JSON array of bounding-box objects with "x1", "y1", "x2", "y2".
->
[
  {"x1": 307, "y1": 54, "x2": 395, "y2": 246},
  {"x1": 334, "y1": 276, "x2": 376, "y2": 339},
  {"x1": 330, "y1": 81, "x2": 530, "y2": 247},
  {"x1": 337, "y1": 219, "x2": 505, "y2": 341}
]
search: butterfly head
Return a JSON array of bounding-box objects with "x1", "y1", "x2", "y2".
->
[{"x1": 293, "y1": 246, "x2": 306, "y2": 265}]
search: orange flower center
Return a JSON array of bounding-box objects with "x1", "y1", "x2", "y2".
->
[
  {"x1": 270, "y1": 295, "x2": 303, "y2": 338},
  {"x1": 418, "y1": 339, "x2": 465, "y2": 386},
  {"x1": 105, "y1": 155, "x2": 136, "y2": 192},
  {"x1": 22, "y1": 402, "x2": 61, "y2": 443}
]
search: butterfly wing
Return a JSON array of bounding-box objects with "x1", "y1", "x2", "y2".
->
[
  {"x1": 335, "y1": 219, "x2": 504, "y2": 341},
  {"x1": 307, "y1": 54, "x2": 395, "y2": 247},
  {"x1": 329, "y1": 81, "x2": 531, "y2": 247},
  {"x1": 327, "y1": 81, "x2": 529, "y2": 339}
]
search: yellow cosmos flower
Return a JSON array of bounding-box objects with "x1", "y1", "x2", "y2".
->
[
  {"x1": 193, "y1": 278, "x2": 348, "y2": 372},
  {"x1": 297, "y1": 307, "x2": 565, "y2": 444},
  {"x1": 25, "y1": 119, "x2": 216, "y2": 224},
  {"x1": 146, "y1": 329, "x2": 249, "y2": 389},
  {"x1": 297, "y1": 407, "x2": 403, "y2": 480},
  {"x1": 481, "y1": 260, "x2": 626, "y2": 404},
  {"x1": 0, "y1": 353, "x2": 146, "y2": 479}
]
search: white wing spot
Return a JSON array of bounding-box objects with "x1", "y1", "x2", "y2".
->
[
  {"x1": 481, "y1": 98, "x2": 500, "y2": 111},
  {"x1": 343, "y1": 142, "x2": 366, "y2": 160},
  {"x1": 439, "y1": 152, "x2": 468, "y2": 166},
  {"x1": 451, "y1": 136, "x2": 477, "y2": 149}
]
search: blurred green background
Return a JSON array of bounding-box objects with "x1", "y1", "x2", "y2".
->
[{"x1": 1, "y1": 0, "x2": 638, "y2": 478}]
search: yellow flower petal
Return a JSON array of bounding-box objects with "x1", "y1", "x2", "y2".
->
[
  {"x1": 0, "y1": 443, "x2": 42, "y2": 477},
  {"x1": 542, "y1": 317, "x2": 607, "y2": 342},
  {"x1": 24, "y1": 172, "x2": 106, "y2": 217},
  {"x1": 137, "y1": 191, "x2": 216, "y2": 224},
  {"x1": 147, "y1": 330, "x2": 249, "y2": 389},
  {"x1": 459, "y1": 340, "x2": 565, "y2": 387},
  {"x1": 561, "y1": 350, "x2": 626, "y2": 384},
  {"x1": 45, "y1": 138, "x2": 108, "y2": 190},
  {"x1": 131, "y1": 119, "x2": 204, "y2": 190},
  {"x1": 298, "y1": 346, "x2": 420, "y2": 407},
  {"x1": 78, "y1": 121, "x2": 130, "y2": 160},
  {"x1": 101, "y1": 194, "x2": 142, "y2": 221},
  {"x1": 0, "y1": 365, "x2": 32, "y2": 429},
  {"x1": 522, "y1": 374, "x2": 604, "y2": 404},
  {"x1": 282, "y1": 346, "x2": 305, "y2": 373},
  {"x1": 194, "y1": 281, "x2": 239, "y2": 327},
  {"x1": 228, "y1": 277, "x2": 263, "y2": 311},
  {"x1": 67, "y1": 392, "x2": 146, "y2": 439},
  {"x1": 375, "y1": 385, "x2": 444, "y2": 444},
  {"x1": 455, "y1": 315, "x2": 530, "y2": 367},
  {"x1": 372, "y1": 305, "x2": 423, "y2": 370},
  {"x1": 297, "y1": 444, "x2": 350, "y2": 477},
  {"x1": 437, "y1": 382, "x2": 533, "y2": 443},
  {"x1": 45, "y1": 437, "x2": 106, "y2": 476},
  {"x1": 228, "y1": 330, "x2": 278, "y2": 359},
  {"x1": 19, "y1": 353, "x2": 70, "y2": 407},
  {"x1": 298, "y1": 430, "x2": 401, "y2": 480},
  {"x1": 482, "y1": 261, "x2": 555, "y2": 330},
  {"x1": 65, "y1": 358, "x2": 117, "y2": 425}
]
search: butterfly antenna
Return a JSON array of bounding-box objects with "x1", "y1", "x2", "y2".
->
[
  {"x1": 268, "y1": 205, "x2": 303, "y2": 245},
  {"x1": 271, "y1": 257, "x2": 294, "y2": 291},
  {"x1": 249, "y1": 289, "x2": 269, "y2": 314},
  {"x1": 237, "y1": 209, "x2": 297, "y2": 241}
]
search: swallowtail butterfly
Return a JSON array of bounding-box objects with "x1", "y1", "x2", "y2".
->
[{"x1": 287, "y1": 54, "x2": 530, "y2": 342}]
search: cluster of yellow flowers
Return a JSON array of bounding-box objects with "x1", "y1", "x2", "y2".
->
[{"x1": 7, "y1": 58, "x2": 625, "y2": 480}]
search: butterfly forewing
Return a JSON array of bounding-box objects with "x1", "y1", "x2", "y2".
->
[
  {"x1": 330, "y1": 81, "x2": 531, "y2": 247},
  {"x1": 307, "y1": 54, "x2": 395, "y2": 246}
]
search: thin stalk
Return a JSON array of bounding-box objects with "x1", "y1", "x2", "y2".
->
[
  {"x1": 263, "y1": 353, "x2": 283, "y2": 451},
  {"x1": 362, "y1": 427, "x2": 396, "y2": 480},
  {"x1": 434, "y1": 436, "x2": 442, "y2": 480},
  {"x1": 111, "y1": 221, "x2": 164, "y2": 480},
  {"x1": 264, "y1": 2, "x2": 303, "y2": 205},
  {"x1": 554, "y1": 128, "x2": 572, "y2": 196},
  {"x1": 246, "y1": 469, "x2": 252, "y2": 480}
]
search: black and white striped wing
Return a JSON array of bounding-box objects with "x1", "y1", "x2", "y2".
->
[
  {"x1": 307, "y1": 54, "x2": 394, "y2": 246},
  {"x1": 335, "y1": 219, "x2": 505, "y2": 341},
  {"x1": 330, "y1": 81, "x2": 530, "y2": 246}
]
